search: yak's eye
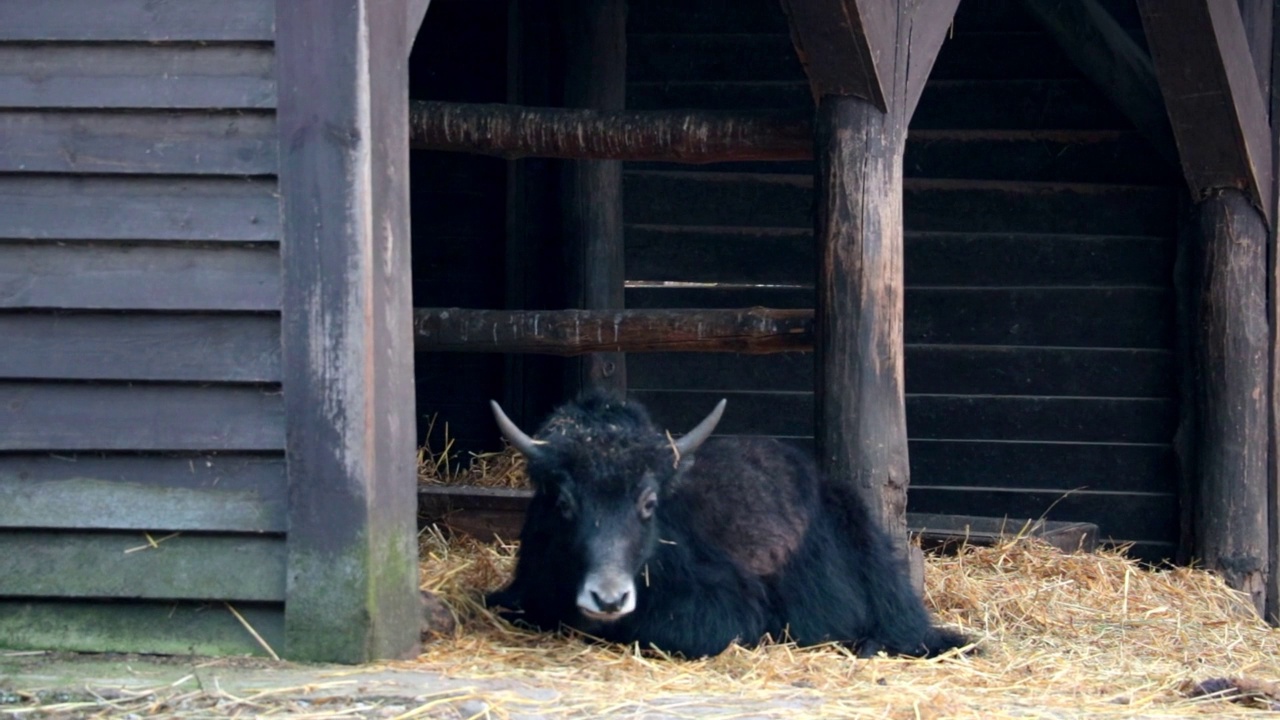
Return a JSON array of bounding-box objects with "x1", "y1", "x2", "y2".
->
[
  {"x1": 556, "y1": 491, "x2": 576, "y2": 520},
  {"x1": 638, "y1": 489, "x2": 658, "y2": 520}
]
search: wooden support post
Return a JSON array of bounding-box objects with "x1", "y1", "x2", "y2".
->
[
  {"x1": 784, "y1": 0, "x2": 959, "y2": 562},
  {"x1": 560, "y1": 0, "x2": 626, "y2": 394},
  {"x1": 814, "y1": 95, "x2": 910, "y2": 542},
  {"x1": 276, "y1": 0, "x2": 422, "y2": 661},
  {"x1": 1192, "y1": 190, "x2": 1270, "y2": 616},
  {"x1": 1140, "y1": 0, "x2": 1274, "y2": 616},
  {"x1": 1267, "y1": 0, "x2": 1280, "y2": 626}
]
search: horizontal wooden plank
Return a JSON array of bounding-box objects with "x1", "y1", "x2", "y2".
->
[
  {"x1": 0, "y1": 600, "x2": 283, "y2": 656},
  {"x1": 904, "y1": 130, "x2": 1173, "y2": 184},
  {"x1": 0, "y1": 313, "x2": 281, "y2": 382},
  {"x1": 905, "y1": 345, "x2": 1174, "y2": 397},
  {"x1": 0, "y1": 110, "x2": 277, "y2": 175},
  {"x1": 0, "y1": 0, "x2": 274, "y2": 41},
  {"x1": 0, "y1": 244, "x2": 280, "y2": 311},
  {"x1": 907, "y1": 487, "x2": 1178, "y2": 547},
  {"x1": 628, "y1": 227, "x2": 1174, "y2": 287},
  {"x1": 910, "y1": 439, "x2": 1175, "y2": 494},
  {"x1": 632, "y1": 390, "x2": 1176, "y2": 443},
  {"x1": 628, "y1": 34, "x2": 803, "y2": 83},
  {"x1": 907, "y1": 287, "x2": 1173, "y2": 348},
  {"x1": 0, "y1": 44, "x2": 275, "y2": 110},
  {"x1": 0, "y1": 531, "x2": 285, "y2": 601},
  {"x1": 0, "y1": 176, "x2": 280, "y2": 241},
  {"x1": 0, "y1": 383, "x2": 285, "y2": 451},
  {"x1": 0, "y1": 453, "x2": 286, "y2": 532},
  {"x1": 627, "y1": 286, "x2": 1173, "y2": 348},
  {"x1": 910, "y1": 395, "x2": 1175, "y2": 444},
  {"x1": 628, "y1": 346, "x2": 1174, "y2": 398},
  {"x1": 628, "y1": 32, "x2": 1078, "y2": 85},
  {"x1": 629, "y1": 0, "x2": 788, "y2": 33},
  {"x1": 628, "y1": 79, "x2": 1127, "y2": 130},
  {"x1": 625, "y1": 172, "x2": 1177, "y2": 236}
]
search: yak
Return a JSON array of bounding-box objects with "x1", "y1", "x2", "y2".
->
[{"x1": 484, "y1": 391, "x2": 968, "y2": 659}]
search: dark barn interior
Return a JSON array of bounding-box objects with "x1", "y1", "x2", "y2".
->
[{"x1": 409, "y1": 0, "x2": 1183, "y2": 563}]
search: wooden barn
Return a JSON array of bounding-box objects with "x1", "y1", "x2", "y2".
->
[{"x1": 1, "y1": 0, "x2": 1278, "y2": 664}]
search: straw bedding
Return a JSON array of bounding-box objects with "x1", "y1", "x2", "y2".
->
[{"x1": 408, "y1": 436, "x2": 1280, "y2": 718}]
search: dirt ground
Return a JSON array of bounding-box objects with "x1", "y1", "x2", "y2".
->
[{"x1": 0, "y1": 650, "x2": 831, "y2": 719}]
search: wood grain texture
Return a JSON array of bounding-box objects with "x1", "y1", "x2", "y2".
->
[
  {"x1": 0, "y1": 383, "x2": 285, "y2": 451},
  {"x1": 276, "y1": 0, "x2": 422, "y2": 662},
  {"x1": 0, "y1": 244, "x2": 280, "y2": 311},
  {"x1": 0, "y1": 44, "x2": 276, "y2": 110},
  {"x1": 1019, "y1": 0, "x2": 1178, "y2": 168},
  {"x1": 410, "y1": 101, "x2": 810, "y2": 162},
  {"x1": 414, "y1": 307, "x2": 812, "y2": 355},
  {"x1": 0, "y1": 110, "x2": 278, "y2": 175},
  {"x1": 1138, "y1": 0, "x2": 1272, "y2": 215},
  {"x1": 0, "y1": 0, "x2": 275, "y2": 41},
  {"x1": 0, "y1": 176, "x2": 280, "y2": 241},
  {"x1": 0, "y1": 600, "x2": 283, "y2": 657},
  {"x1": 0, "y1": 314, "x2": 281, "y2": 383},
  {"x1": 1191, "y1": 190, "x2": 1270, "y2": 614},
  {"x1": 0, "y1": 453, "x2": 286, "y2": 532},
  {"x1": 0, "y1": 531, "x2": 286, "y2": 601}
]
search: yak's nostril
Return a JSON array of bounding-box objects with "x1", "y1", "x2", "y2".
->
[{"x1": 591, "y1": 589, "x2": 629, "y2": 613}]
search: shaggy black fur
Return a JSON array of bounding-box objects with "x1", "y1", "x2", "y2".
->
[{"x1": 486, "y1": 391, "x2": 969, "y2": 659}]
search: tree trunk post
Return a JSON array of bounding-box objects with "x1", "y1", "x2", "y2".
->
[
  {"x1": 814, "y1": 95, "x2": 911, "y2": 545},
  {"x1": 1194, "y1": 189, "x2": 1270, "y2": 616}
]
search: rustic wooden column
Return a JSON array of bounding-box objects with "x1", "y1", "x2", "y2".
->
[
  {"x1": 276, "y1": 0, "x2": 422, "y2": 661},
  {"x1": 782, "y1": 0, "x2": 958, "y2": 559},
  {"x1": 560, "y1": 0, "x2": 626, "y2": 393},
  {"x1": 814, "y1": 96, "x2": 909, "y2": 541},
  {"x1": 1139, "y1": 0, "x2": 1273, "y2": 615},
  {"x1": 1193, "y1": 190, "x2": 1270, "y2": 614}
]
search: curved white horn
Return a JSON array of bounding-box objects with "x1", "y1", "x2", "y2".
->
[
  {"x1": 490, "y1": 400, "x2": 544, "y2": 458},
  {"x1": 672, "y1": 398, "x2": 727, "y2": 457}
]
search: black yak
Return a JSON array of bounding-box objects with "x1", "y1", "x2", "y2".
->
[{"x1": 485, "y1": 391, "x2": 968, "y2": 659}]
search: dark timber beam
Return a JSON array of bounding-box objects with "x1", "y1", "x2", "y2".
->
[
  {"x1": 785, "y1": 1, "x2": 959, "y2": 559},
  {"x1": 276, "y1": 0, "x2": 422, "y2": 661},
  {"x1": 560, "y1": 0, "x2": 626, "y2": 394},
  {"x1": 409, "y1": 101, "x2": 812, "y2": 163},
  {"x1": 413, "y1": 307, "x2": 814, "y2": 355},
  {"x1": 1138, "y1": 0, "x2": 1273, "y2": 219},
  {"x1": 1019, "y1": 0, "x2": 1179, "y2": 169}
]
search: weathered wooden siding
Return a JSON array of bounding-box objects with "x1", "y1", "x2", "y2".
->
[
  {"x1": 0, "y1": 0, "x2": 284, "y2": 655},
  {"x1": 625, "y1": 0, "x2": 1181, "y2": 561}
]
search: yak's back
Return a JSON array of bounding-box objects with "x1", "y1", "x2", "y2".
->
[{"x1": 673, "y1": 437, "x2": 819, "y2": 577}]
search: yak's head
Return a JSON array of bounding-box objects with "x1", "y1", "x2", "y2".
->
[{"x1": 490, "y1": 392, "x2": 725, "y2": 623}]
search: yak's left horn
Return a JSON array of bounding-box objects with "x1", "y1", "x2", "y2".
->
[{"x1": 672, "y1": 398, "x2": 727, "y2": 457}]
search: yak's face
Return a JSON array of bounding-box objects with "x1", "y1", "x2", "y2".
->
[
  {"x1": 491, "y1": 393, "x2": 726, "y2": 624},
  {"x1": 540, "y1": 447, "x2": 667, "y2": 621}
]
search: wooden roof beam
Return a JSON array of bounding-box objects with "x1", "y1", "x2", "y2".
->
[
  {"x1": 1019, "y1": 0, "x2": 1179, "y2": 170},
  {"x1": 1137, "y1": 0, "x2": 1273, "y2": 220},
  {"x1": 779, "y1": 0, "x2": 959, "y2": 117}
]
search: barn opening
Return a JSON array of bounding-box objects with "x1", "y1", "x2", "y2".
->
[{"x1": 408, "y1": 0, "x2": 1182, "y2": 563}]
